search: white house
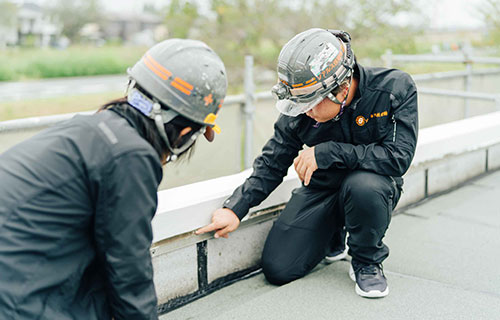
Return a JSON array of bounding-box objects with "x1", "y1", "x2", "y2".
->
[{"x1": 0, "y1": 1, "x2": 61, "y2": 48}]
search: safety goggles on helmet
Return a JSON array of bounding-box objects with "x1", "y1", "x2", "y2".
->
[
  {"x1": 127, "y1": 83, "x2": 207, "y2": 161},
  {"x1": 273, "y1": 67, "x2": 353, "y2": 117},
  {"x1": 275, "y1": 94, "x2": 325, "y2": 117},
  {"x1": 274, "y1": 77, "x2": 351, "y2": 117}
]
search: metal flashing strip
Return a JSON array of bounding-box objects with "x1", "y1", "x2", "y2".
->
[
  {"x1": 156, "y1": 266, "x2": 261, "y2": 315},
  {"x1": 150, "y1": 204, "x2": 284, "y2": 257}
]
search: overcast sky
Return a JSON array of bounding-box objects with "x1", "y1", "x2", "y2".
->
[
  {"x1": 98, "y1": 0, "x2": 485, "y2": 29},
  {"x1": 32, "y1": 0, "x2": 485, "y2": 30},
  {"x1": 424, "y1": 0, "x2": 484, "y2": 29}
]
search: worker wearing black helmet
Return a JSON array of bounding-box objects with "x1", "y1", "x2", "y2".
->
[
  {"x1": 0, "y1": 39, "x2": 227, "y2": 319},
  {"x1": 197, "y1": 28, "x2": 418, "y2": 298}
]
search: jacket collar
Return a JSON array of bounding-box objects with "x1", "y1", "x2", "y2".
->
[
  {"x1": 109, "y1": 104, "x2": 165, "y2": 158},
  {"x1": 354, "y1": 63, "x2": 367, "y2": 97}
]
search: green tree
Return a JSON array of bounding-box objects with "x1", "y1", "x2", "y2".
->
[
  {"x1": 164, "y1": 0, "x2": 200, "y2": 38},
  {"x1": 0, "y1": 1, "x2": 17, "y2": 28},
  {"x1": 477, "y1": 0, "x2": 500, "y2": 44},
  {"x1": 48, "y1": 0, "x2": 102, "y2": 42},
  {"x1": 201, "y1": 0, "x2": 423, "y2": 67},
  {"x1": 157, "y1": 0, "x2": 425, "y2": 85},
  {"x1": 0, "y1": 1, "x2": 17, "y2": 48}
]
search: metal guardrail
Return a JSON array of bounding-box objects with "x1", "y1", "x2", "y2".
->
[
  {"x1": 383, "y1": 51, "x2": 500, "y2": 117},
  {"x1": 411, "y1": 68, "x2": 500, "y2": 82},
  {"x1": 0, "y1": 93, "x2": 273, "y2": 134},
  {"x1": 383, "y1": 53, "x2": 500, "y2": 65},
  {"x1": 0, "y1": 57, "x2": 274, "y2": 169},
  {"x1": 2, "y1": 53, "x2": 500, "y2": 166},
  {"x1": 418, "y1": 88, "x2": 500, "y2": 102},
  {"x1": 0, "y1": 111, "x2": 95, "y2": 133}
]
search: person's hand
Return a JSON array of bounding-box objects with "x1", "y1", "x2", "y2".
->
[
  {"x1": 293, "y1": 147, "x2": 318, "y2": 186},
  {"x1": 195, "y1": 208, "x2": 240, "y2": 239}
]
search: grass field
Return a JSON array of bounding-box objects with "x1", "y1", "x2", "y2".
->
[
  {"x1": 0, "y1": 91, "x2": 124, "y2": 121},
  {"x1": 0, "y1": 46, "x2": 147, "y2": 81}
]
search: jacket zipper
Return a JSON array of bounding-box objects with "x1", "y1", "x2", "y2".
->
[{"x1": 392, "y1": 115, "x2": 397, "y2": 142}]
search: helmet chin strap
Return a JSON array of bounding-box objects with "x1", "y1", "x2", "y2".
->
[
  {"x1": 327, "y1": 73, "x2": 353, "y2": 122},
  {"x1": 152, "y1": 102, "x2": 178, "y2": 163},
  {"x1": 152, "y1": 101, "x2": 206, "y2": 163}
]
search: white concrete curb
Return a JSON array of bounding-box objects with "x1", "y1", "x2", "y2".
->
[
  {"x1": 152, "y1": 111, "x2": 500, "y2": 245},
  {"x1": 151, "y1": 111, "x2": 500, "y2": 308}
]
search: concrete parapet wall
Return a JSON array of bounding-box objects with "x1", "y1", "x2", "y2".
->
[{"x1": 151, "y1": 112, "x2": 500, "y2": 312}]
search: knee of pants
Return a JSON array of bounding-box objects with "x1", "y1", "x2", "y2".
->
[
  {"x1": 340, "y1": 171, "x2": 392, "y2": 210},
  {"x1": 261, "y1": 257, "x2": 299, "y2": 286},
  {"x1": 261, "y1": 245, "x2": 306, "y2": 286}
]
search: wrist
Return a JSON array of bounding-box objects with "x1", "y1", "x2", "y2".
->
[{"x1": 223, "y1": 199, "x2": 248, "y2": 221}]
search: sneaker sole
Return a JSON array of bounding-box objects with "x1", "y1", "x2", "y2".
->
[
  {"x1": 349, "y1": 265, "x2": 389, "y2": 298},
  {"x1": 324, "y1": 249, "x2": 348, "y2": 263}
]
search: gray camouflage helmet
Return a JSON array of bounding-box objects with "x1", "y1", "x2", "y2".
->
[
  {"x1": 272, "y1": 28, "x2": 354, "y2": 116},
  {"x1": 128, "y1": 38, "x2": 227, "y2": 133}
]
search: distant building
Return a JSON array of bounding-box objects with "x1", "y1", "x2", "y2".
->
[
  {"x1": 17, "y1": 2, "x2": 61, "y2": 47},
  {"x1": 102, "y1": 11, "x2": 163, "y2": 46},
  {"x1": 1, "y1": 1, "x2": 165, "y2": 48},
  {"x1": 0, "y1": 1, "x2": 61, "y2": 47}
]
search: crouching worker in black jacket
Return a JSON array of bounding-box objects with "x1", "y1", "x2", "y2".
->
[
  {"x1": 0, "y1": 39, "x2": 227, "y2": 319},
  {"x1": 197, "y1": 29, "x2": 418, "y2": 298}
]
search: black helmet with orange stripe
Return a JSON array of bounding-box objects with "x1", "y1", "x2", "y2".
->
[
  {"x1": 272, "y1": 29, "x2": 354, "y2": 117},
  {"x1": 126, "y1": 38, "x2": 227, "y2": 160}
]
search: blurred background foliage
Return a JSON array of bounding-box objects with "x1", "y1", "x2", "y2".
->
[
  {"x1": 1, "y1": 0, "x2": 499, "y2": 87},
  {"x1": 164, "y1": 0, "x2": 426, "y2": 72},
  {"x1": 477, "y1": 0, "x2": 500, "y2": 45},
  {"x1": 0, "y1": 46, "x2": 146, "y2": 81}
]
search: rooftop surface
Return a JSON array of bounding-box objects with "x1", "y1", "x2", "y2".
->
[{"x1": 163, "y1": 169, "x2": 500, "y2": 320}]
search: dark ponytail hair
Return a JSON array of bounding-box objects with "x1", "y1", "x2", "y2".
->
[{"x1": 98, "y1": 98, "x2": 202, "y2": 162}]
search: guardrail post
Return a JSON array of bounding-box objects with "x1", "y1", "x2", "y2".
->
[
  {"x1": 463, "y1": 50, "x2": 472, "y2": 118},
  {"x1": 243, "y1": 55, "x2": 255, "y2": 169},
  {"x1": 383, "y1": 49, "x2": 393, "y2": 68}
]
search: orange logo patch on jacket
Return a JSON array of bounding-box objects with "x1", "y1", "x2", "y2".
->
[
  {"x1": 356, "y1": 116, "x2": 367, "y2": 126},
  {"x1": 356, "y1": 111, "x2": 388, "y2": 126}
]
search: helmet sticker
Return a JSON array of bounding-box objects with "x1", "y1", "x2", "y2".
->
[
  {"x1": 204, "y1": 93, "x2": 214, "y2": 106},
  {"x1": 128, "y1": 88, "x2": 153, "y2": 116},
  {"x1": 310, "y1": 42, "x2": 339, "y2": 78}
]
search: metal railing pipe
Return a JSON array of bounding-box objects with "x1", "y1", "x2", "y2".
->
[
  {"x1": 418, "y1": 87, "x2": 499, "y2": 101},
  {"x1": 0, "y1": 111, "x2": 95, "y2": 133},
  {"x1": 243, "y1": 56, "x2": 255, "y2": 169}
]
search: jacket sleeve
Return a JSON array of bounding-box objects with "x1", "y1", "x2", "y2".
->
[
  {"x1": 93, "y1": 151, "x2": 162, "y2": 320},
  {"x1": 315, "y1": 79, "x2": 418, "y2": 177},
  {"x1": 224, "y1": 115, "x2": 303, "y2": 220}
]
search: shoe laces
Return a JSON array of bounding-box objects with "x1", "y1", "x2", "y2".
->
[{"x1": 355, "y1": 263, "x2": 382, "y2": 276}]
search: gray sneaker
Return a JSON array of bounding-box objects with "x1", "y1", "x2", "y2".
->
[
  {"x1": 324, "y1": 245, "x2": 348, "y2": 263},
  {"x1": 324, "y1": 228, "x2": 348, "y2": 263},
  {"x1": 349, "y1": 260, "x2": 389, "y2": 298}
]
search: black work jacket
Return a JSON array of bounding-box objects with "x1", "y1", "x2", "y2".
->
[
  {"x1": 0, "y1": 109, "x2": 162, "y2": 319},
  {"x1": 225, "y1": 64, "x2": 418, "y2": 220}
]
